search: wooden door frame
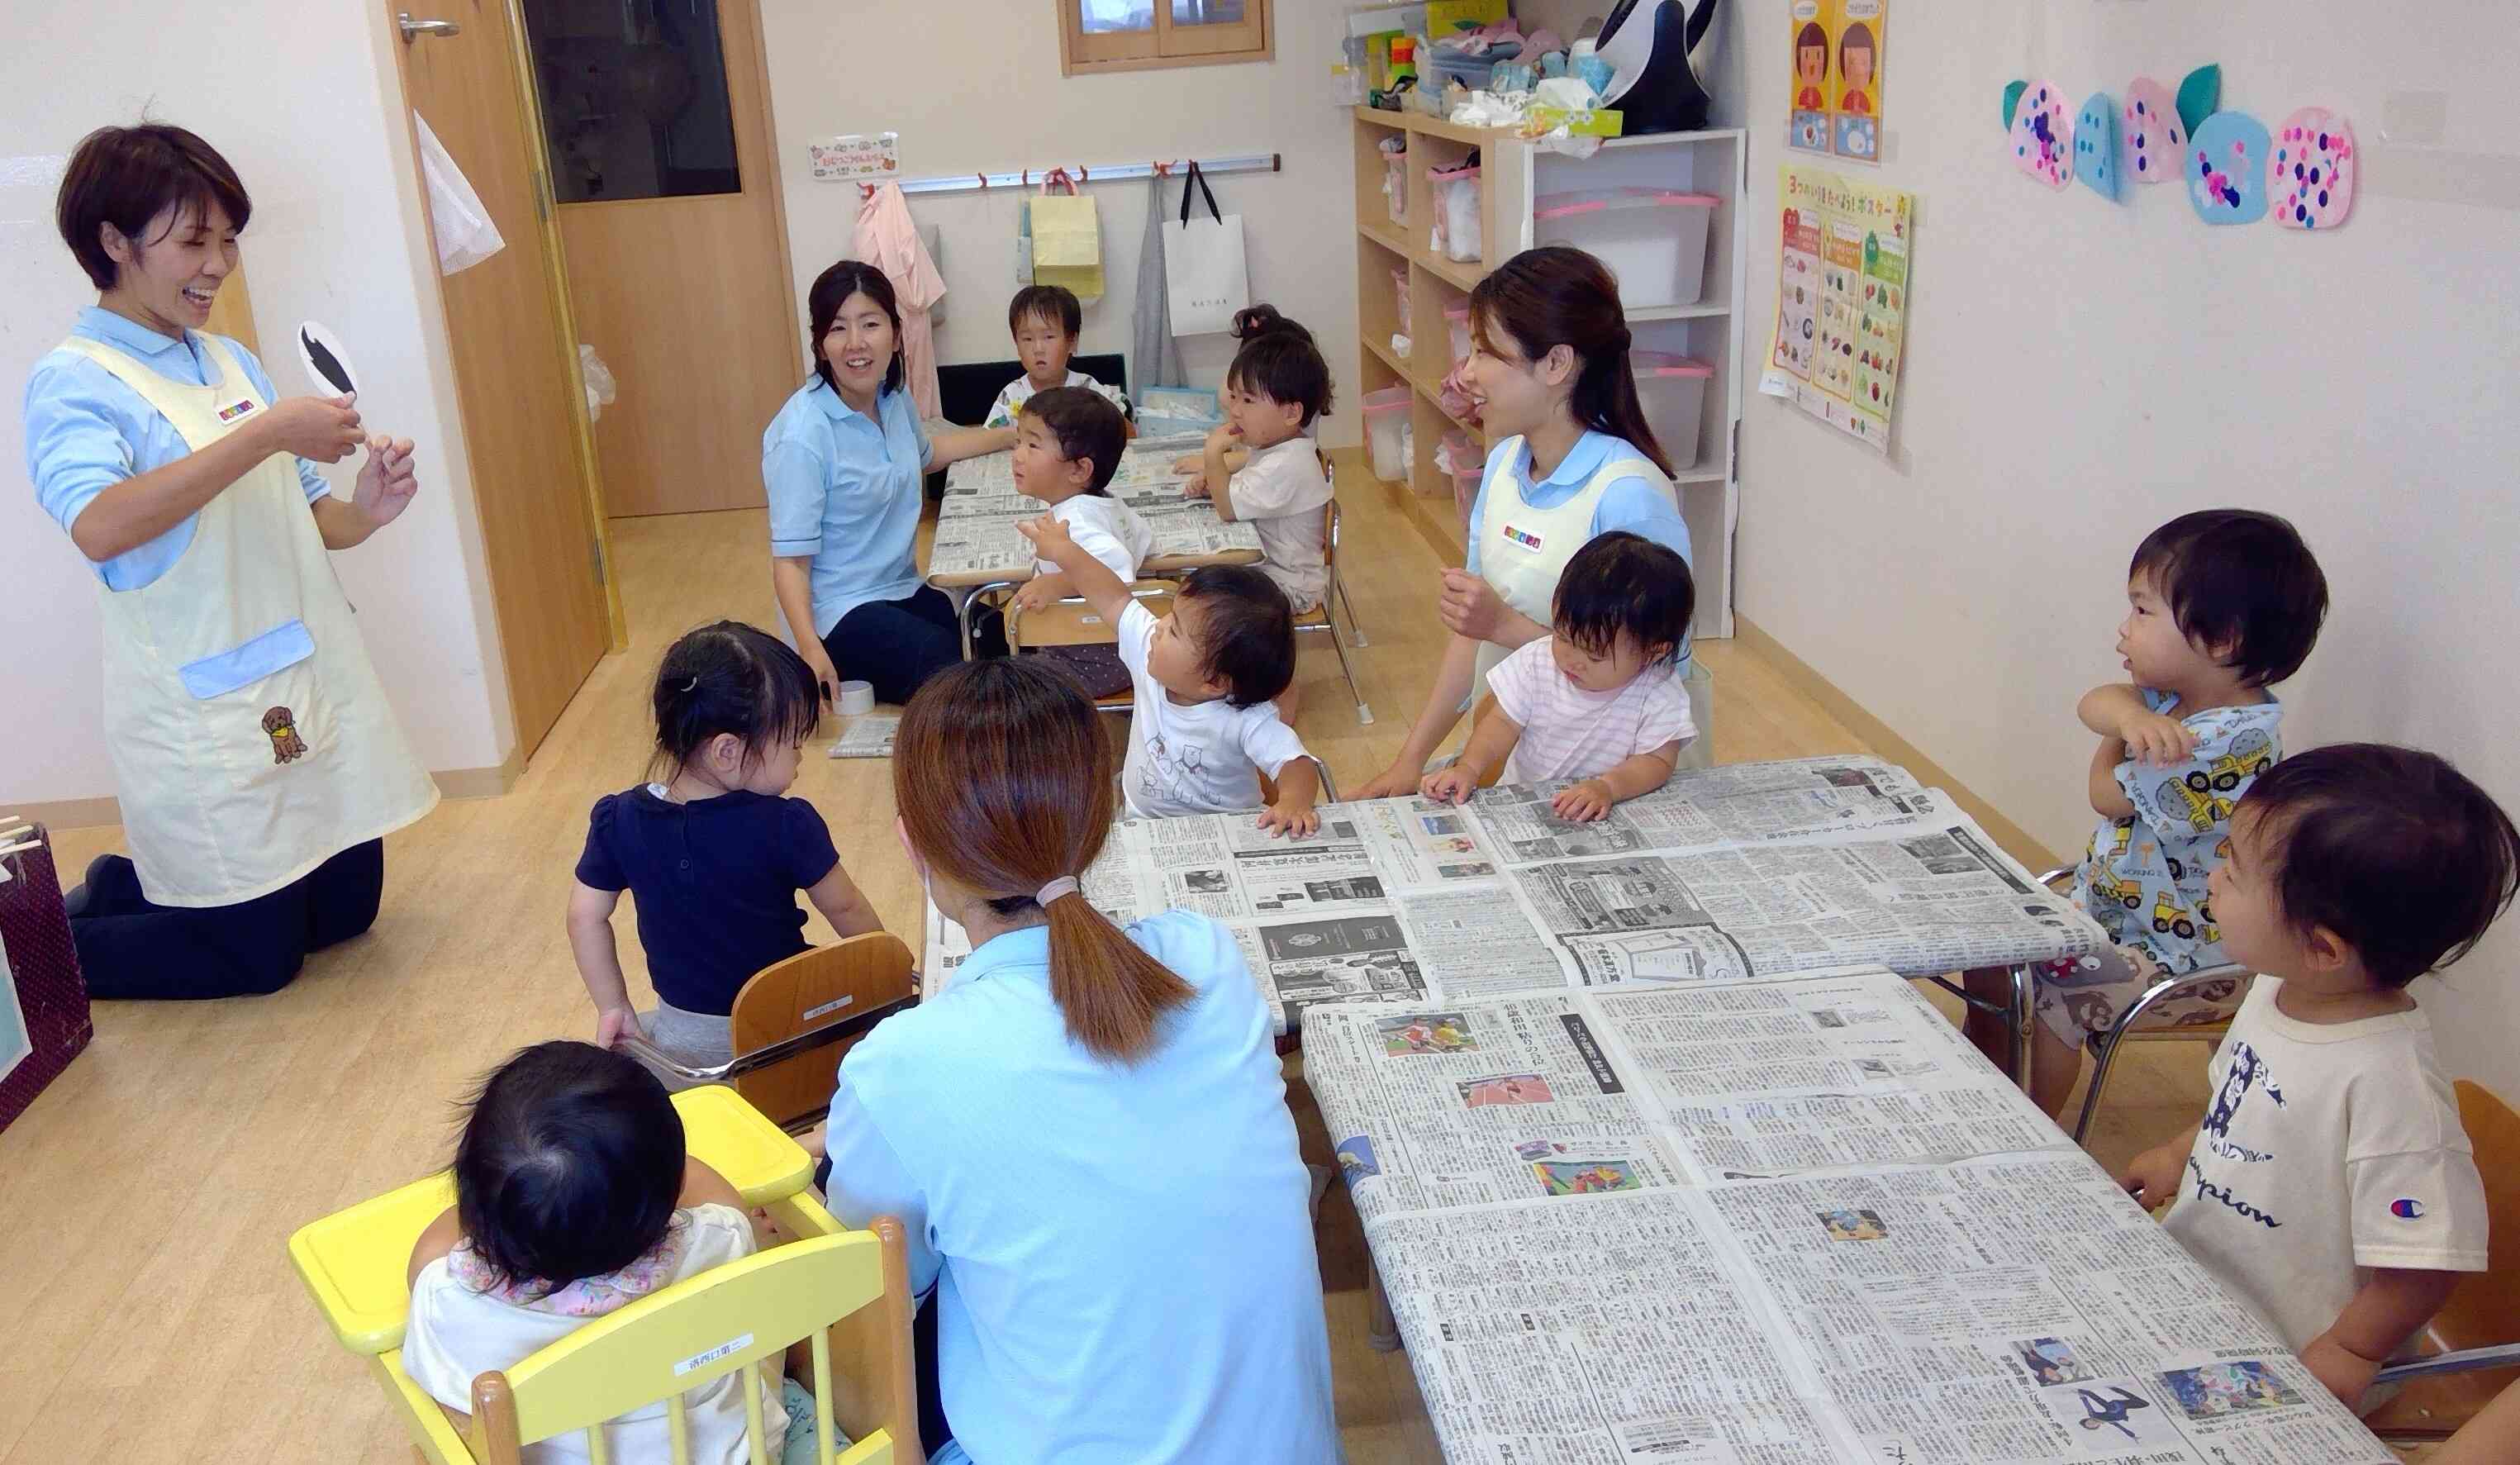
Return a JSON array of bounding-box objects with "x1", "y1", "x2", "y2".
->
[
  {"x1": 383, "y1": 0, "x2": 627, "y2": 673},
  {"x1": 727, "y1": 0, "x2": 806, "y2": 382}
]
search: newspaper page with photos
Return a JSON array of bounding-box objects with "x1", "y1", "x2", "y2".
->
[
  {"x1": 1700, "y1": 1153, "x2": 2393, "y2": 1464},
  {"x1": 1505, "y1": 817, "x2": 2096, "y2": 986},
  {"x1": 1462, "y1": 757, "x2": 1950, "y2": 867},
  {"x1": 1301, "y1": 977, "x2": 2393, "y2": 1464}
]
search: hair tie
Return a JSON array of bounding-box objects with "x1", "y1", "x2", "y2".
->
[
  {"x1": 680, "y1": 677, "x2": 699, "y2": 692},
  {"x1": 1035, "y1": 876, "x2": 1080, "y2": 906}
]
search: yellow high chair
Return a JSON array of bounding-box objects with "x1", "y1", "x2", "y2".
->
[{"x1": 288, "y1": 1087, "x2": 920, "y2": 1464}]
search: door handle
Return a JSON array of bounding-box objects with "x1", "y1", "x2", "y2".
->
[{"x1": 397, "y1": 12, "x2": 461, "y2": 41}]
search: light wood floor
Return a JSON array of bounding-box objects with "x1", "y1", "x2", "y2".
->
[{"x1": 2, "y1": 456, "x2": 2227, "y2": 1463}]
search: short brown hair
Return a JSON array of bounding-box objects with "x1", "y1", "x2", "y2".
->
[
  {"x1": 55, "y1": 124, "x2": 252, "y2": 292},
  {"x1": 894, "y1": 659, "x2": 1192, "y2": 1063}
]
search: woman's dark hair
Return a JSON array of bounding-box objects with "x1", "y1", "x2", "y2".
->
[
  {"x1": 651, "y1": 620, "x2": 823, "y2": 779},
  {"x1": 1009, "y1": 284, "x2": 1082, "y2": 339},
  {"x1": 1552, "y1": 530, "x2": 1695, "y2": 667},
  {"x1": 1180, "y1": 564, "x2": 1298, "y2": 707},
  {"x1": 1469, "y1": 247, "x2": 1673, "y2": 475},
  {"x1": 1021, "y1": 386, "x2": 1126, "y2": 492},
  {"x1": 1226, "y1": 304, "x2": 1334, "y2": 426},
  {"x1": 806, "y1": 259, "x2": 905, "y2": 397},
  {"x1": 895, "y1": 660, "x2": 1193, "y2": 1062},
  {"x1": 2129, "y1": 509, "x2": 2327, "y2": 687},
  {"x1": 451, "y1": 1040, "x2": 686, "y2": 1291},
  {"x1": 56, "y1": 123, "x2": 252, "y2": 293},
  {"x1": 2237, "y1": 744, "x2": 2520, "y2": 989}
]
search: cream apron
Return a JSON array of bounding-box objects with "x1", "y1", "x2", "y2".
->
[
  {"x1": 1468, "y1": 435, "x2": 1714, "y2": 768},
  {"x1": 58, "y1": 333, "x2": 440, "y2": 907}
]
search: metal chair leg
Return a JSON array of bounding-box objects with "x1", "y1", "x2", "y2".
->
[
  {"x1": 2073, "y1": 975, "x2": 2212, "y2": 1144},
  {"x1": 1326, "y1": 618, "x2": 1372, "y2": 725},
  {"x1": 1367, "y1": 1259, "x2": 1401, "y2": 1352},
  {"x1": 2009, "y1": 963, "x2": 2035, "y2": 1092},
  {"x1": 1333, "y1": 570, "x2": 1368, "y2": 649}
]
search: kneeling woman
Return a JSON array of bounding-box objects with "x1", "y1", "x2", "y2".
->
[
  {"x1": 820, "y1": 659, "x2": 1338, "y2": 1462},
  {"x1": 26, "y1": 124, "x2": 438, "y2": 998},
  {"x1": 764, "y1": 260, "x2": 1010, "y2": 707}
]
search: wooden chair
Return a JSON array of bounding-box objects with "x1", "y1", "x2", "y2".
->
[
  {"x1": 435, "y1": 1211, "x2": 915, "y2": 1465},
  {"x1": 1291, "y1": 493, "x2": 1372, "y2": 725},
  {"x1": 2363, "y1": 1080, "x2": 2520, "y2": 1444},
  {"x1": 1007, "y1": 579, "x2": 1179, "y2": 715},
  {"x1": 618, "y1": 933, "x2": 919, "y2": 1131}
]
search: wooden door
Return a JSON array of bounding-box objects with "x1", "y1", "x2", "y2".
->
[
  {"x1": 390, "y1": 0, "x2": 616, "y2": 757},
  {"x1": 521, "y1": 0, "x2": 801, "y2": 517}
]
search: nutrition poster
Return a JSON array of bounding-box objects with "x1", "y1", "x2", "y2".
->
[
  {"x1": 1758, "y1": 164, "x2": 1913, "y2": 454},
  {"x1": 1785, "y1": 0, "x2": 1885, "y2": 162}
]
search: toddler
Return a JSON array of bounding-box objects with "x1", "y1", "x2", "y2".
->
[
  {"x1": 1181, "y1": 304, "x2": 1335, "y2": 616},
  {"x1": 403, "y1": 1040, "x2": 828, "y2": 1463},
  {"x1": 982, "y1": 284, "x2": 1128, "y2": 428},
  {"x1": 992, "y1": 385, "x2": 1152, "y2": 699},
  {"x1": 1420, "y1": 531, "x2": 1697, "y2": 821},
  {"x1": 1020, "y1": 513, "x2": 1322, "y2": 835},
  {"x1": 1976, "y1": 509, "x2": 2329, "y2": 1117},
  {"x1": 2118, "y1": 744, "x2": 2513, "y2": 1412},
  {"x1": 569, "y1": 621, "x2": 882, "y2": 1077}
]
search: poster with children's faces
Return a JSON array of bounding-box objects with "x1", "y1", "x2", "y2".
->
[
  {"x1": 1760, "y1": 164, "x2": 1913, "y2": 454},
  {"x1": 1785, "y1": 1, "x2": 1887, "y2": 163}
]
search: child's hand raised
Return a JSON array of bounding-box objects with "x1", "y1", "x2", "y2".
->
[
  {"x1": 1420, "y1": 765, "x2": 1478, "y2": 806},
  {"x1": 1015, "y1": 513, "x2": 1074, "y2": 559},
  {"x1": 2116, "y1": 710, "x2": 2199, "y2": 766},
  {"x1": 1257, "y1": 801, "x2": 1320, "y2": 839},
  {"x1": 1551, "y1": 778, "x2": 1614, "y2": 822}
]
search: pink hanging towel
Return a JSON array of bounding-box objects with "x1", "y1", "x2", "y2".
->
[{"x1": 854, "y1": 182, "x2": 946, "y2": 419}]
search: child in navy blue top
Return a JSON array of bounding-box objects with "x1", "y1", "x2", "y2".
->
[{"x1": 568, "y1": 621, "x2": 882, "y2": 1078}]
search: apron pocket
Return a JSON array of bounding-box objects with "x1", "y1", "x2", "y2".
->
[{"x1": 181, "y1": 620, "x2": 332, "y2": 793}]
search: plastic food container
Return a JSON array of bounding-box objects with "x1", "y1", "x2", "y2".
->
[
  {"x1": 1362, "y1": 385, "x2": 1413, "y2": 483},
  {"x1": 1428, "y1": 164, "x2": 1482, "y2": 263},
  {"x1": 1533, "y1": 188, "x2": 1719, "y2": 308},
  {"x1": 1629, "y1": 350, "x2": 1714, "y2": 469},
  {"x1": 1420, "y1": 48, "x2": 1502, "y2": 93},
  {"x1": 1444, "y1": 301, "x2": 1472, "y2": 366}
]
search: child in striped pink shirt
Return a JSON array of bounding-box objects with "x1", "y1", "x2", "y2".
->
[{"x1": 1422, "y1": 532, "x2": 1697, "y2": 821}]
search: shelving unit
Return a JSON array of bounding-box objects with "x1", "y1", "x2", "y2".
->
[{"x1": 1350, "y1": 105, "x2": 1750, "y2": 639}]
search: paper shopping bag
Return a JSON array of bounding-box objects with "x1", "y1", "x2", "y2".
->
[
  {"x1": 1160, "y1": 162, "x2": 1248, "y2": 336},
  {"x1": 1029, "y1": 169, "x2": 1104, "y2": 304}
]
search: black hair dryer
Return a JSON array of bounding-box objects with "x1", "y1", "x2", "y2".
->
[{"x1": 1595, "y1": 0, "x2": 1721, "y2": 135}]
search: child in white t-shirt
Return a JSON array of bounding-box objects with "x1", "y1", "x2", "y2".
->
[
  {"x1": 403, "y1": 1041, "x2": 831, "y2": 1463},
  {"x1": 1181, "y1": 305, "x2": 1334, "y2": 616},
  {"x1": 1020, "y1": 512, "x2": 1322, "y2": 836},
  {"x1": 991, "y1": 386, "x2": 1150, "y2": 698},
  {"x1": 2118, "y1": 744, "x2": 2516, "y2": 1413},
  {"x1": 982, "y1": 284, "x2": 1129, "y2": 428},
  {"x1": 1421, "y1": 531, "x2": 1696, "y2": 822}
]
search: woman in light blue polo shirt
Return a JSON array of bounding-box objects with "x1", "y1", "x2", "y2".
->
[
  {"x1": 1357, "y1": 246, "x2": 1699, "y2": 798},
  {"x1": 765, "y1": 260, "x2": 1010, "y2": 707},
  {"x1": 820, "y1": 659, "x2": 1338, "y2": 1464}
]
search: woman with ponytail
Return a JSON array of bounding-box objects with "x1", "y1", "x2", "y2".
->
[
  {"x1": 1357, "y1": 245, "x2": 1704, "y2": 798},
  {"x1": 818, "y1": 659, "x2": 1336, "y2": 1464}
]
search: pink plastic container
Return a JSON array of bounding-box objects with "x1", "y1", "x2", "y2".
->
[
  {"x1": 1362, "y1": 385, "x2": 1413, "y2": 482},
  {"x1": 1629, "y1": 350, "x2": 1714, "y2": 469},
  {"x1": 1533, "y1": 188, "x2": 1719, "y2": 308}
]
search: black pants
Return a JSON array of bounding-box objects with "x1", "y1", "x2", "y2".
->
[
  {"x1": 69, "y1": 839, "x2": 385, "y2": 1000},
  {"x1": 816, "y1": 1154, "x2": 954, "y2": 1457},
  {"x1": 823, "y1": 585, "x2": 961, "y2": 707}
]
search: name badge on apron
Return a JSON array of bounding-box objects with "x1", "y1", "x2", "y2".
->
[{"x1": 1499, "y1": 523, "x2": 1543, "y2": 554}]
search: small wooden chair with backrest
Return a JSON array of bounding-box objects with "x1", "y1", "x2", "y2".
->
[
  {"x1": 451, "y1": 1214, "x2": 919, "y2": 1465},
  {"x1": 2362, "y1": 1079, "x2": 2520, "y2": 1444},
  {"x1": 1288, "y1": 454, "x2": 1372, "y2": 725},
  {"x1": 730, "y1": 933, "x2": 920, "y2": 1130},
  {"x1": 1007, "y1": 579, "x2": 1179, "y2": 715}
]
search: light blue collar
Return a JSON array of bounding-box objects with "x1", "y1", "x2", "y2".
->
[
  {"x1": 954, "y1": 923, "x2": 1053, "y2": 984},
  {"x1": 1518, "y1": 429, "x2": 1615, "y2": 490},
  {"x1": 809, "y1": 375, "x2": 894, "y2": 427},
  {"x1": 75, "y1": 304, "x2": 198, "y2": 364}
]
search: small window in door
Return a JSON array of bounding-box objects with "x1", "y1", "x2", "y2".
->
[
  {"x1": 521, "y1": 0, "x2": 744, "y2": 203},
  {"x1": 1059, "y1": 0, "x2": 1271, "y2": 77}
]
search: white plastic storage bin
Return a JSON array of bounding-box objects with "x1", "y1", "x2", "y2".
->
[
  {"x1": 1630, "y1": 351, "x2": 1714, "y2": 470},
  {"x1": 1533, "y1": 188, "x2": 1718, "y2": 309},
  {"x1": 1362, "y1": 386, "x2": 1413, "y2": 483},
  {"x1": 1444, "y1": 301, "x2": 1472, "y2": 367},
  {"x1": 1427, "y1": 164, "x2": 1482, "y2": 263}
]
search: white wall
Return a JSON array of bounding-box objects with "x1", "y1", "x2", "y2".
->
[
  {"x1": 1728, "y1": 1, "x2": 2520, "y2": 1097},
  {"x1": 0, "y1": 1, "x2": 512, "y2": 811},
  {"x1": 756, "y1": 2, "x2": 1363, "y2": 445}
]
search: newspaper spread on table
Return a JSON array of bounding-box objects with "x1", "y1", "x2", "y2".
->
[
  {"x1": 822, "y1": 712, "x2": 899, "y2": 759},
  {"x1": 1301, "y1": 974, "x2": 2395, "y2": 1464},
  {"x1": 915, "y1": 759, "x2": 2105, "y2": 1033},
  {"x1": 929, "y1": 446, "x2": 1260, "y2": 583}
]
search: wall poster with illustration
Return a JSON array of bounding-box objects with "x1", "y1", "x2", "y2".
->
[
  {"x1": 1758, "y1": 164, "x2": 1913, "y2": 454},
  {"x1": 1785, "y1": 0, "x2": 1886, "y2": 163}
]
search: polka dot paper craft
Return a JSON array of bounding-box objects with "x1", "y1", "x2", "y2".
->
[
  {"x1": 2270, "y1": 108, "x2": 2355, "y2": 230},
  {"x1": 2075, "y1": 92, "x2": 2122, "y2": 200},
  {"x1": 2186, "y1": 111, "x2": 2271, "y2": 225},
  {"x1": 2123, "y1": 78, "x2": 2185, "y2": 183},
  {"x1": 2005, "y1": 79, "x2": 2073, "y2": 188}
]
